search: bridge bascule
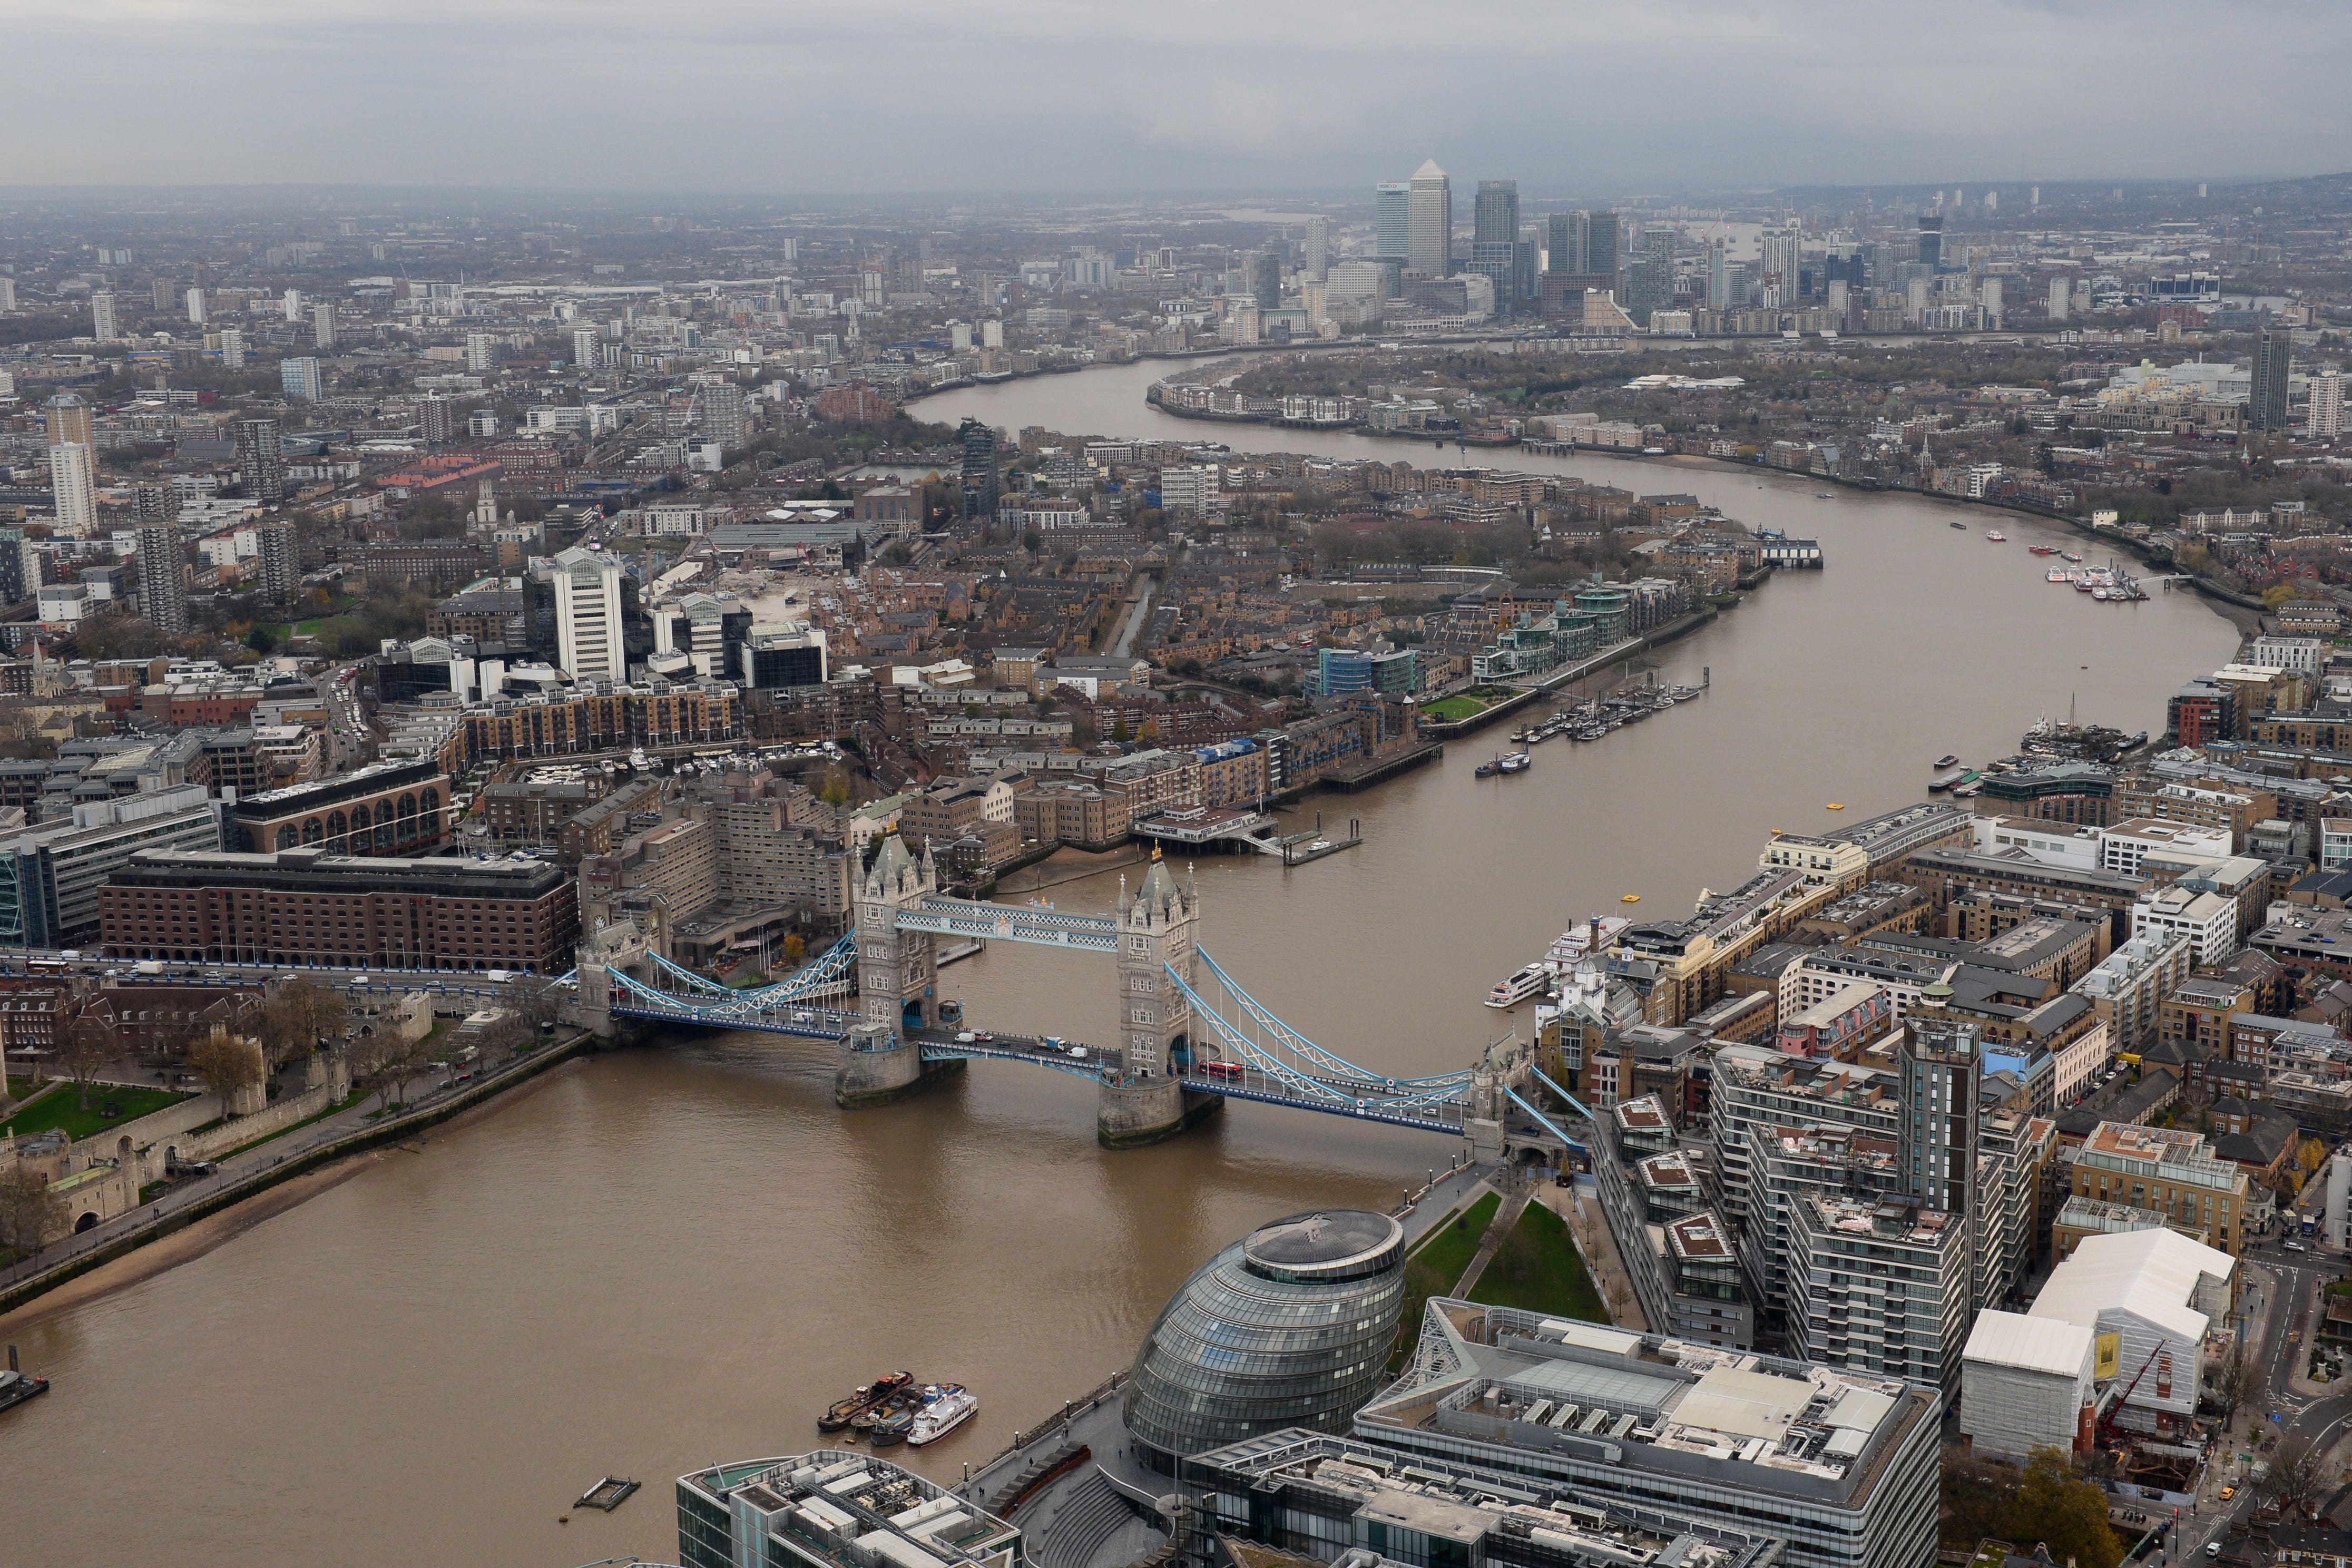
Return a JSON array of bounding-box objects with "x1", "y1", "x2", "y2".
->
[{"x1": 573, "y1": 833, "x2": 1586, "y2": 1153}]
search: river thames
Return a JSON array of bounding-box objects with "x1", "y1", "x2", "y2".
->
[{"x1": 2, "y1": 359, "x2": 2240, "y2": 1567}]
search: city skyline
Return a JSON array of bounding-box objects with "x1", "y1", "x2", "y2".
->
[{"x1": 5, "y1": 0, "x2": 2349, "y2": 193}]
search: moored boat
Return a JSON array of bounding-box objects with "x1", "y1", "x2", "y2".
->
[
  {"x1": 1474, "y1": 758, "x2": 1501, "y2": 778},
  {"x1": 2028, "y1": 545, "x2": 2055, "y2": 556},
  {"x1": 1500, "y1": 751, "x2": 1532, "y2": 773},
  {"x1": 0, "y1": 1366, "x2": 49, "y2": 1415},
  {"x1": 908, "y1": 1384, "x2": 979, "y2": 1447},
  {"x1": 1933, "y1": 753, "x2": 1959, "y2": 769},
  {"x1": 819, "y1": 1371, "x2": 913, "y2": 1432},
  {"x1": 1486, "y1": 964, "x2": 1550, "y2": 1009}
]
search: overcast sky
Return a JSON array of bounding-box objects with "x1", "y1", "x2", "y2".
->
[{"x1": 6, "y1": 1, "x2": 2346, "y2": 196}]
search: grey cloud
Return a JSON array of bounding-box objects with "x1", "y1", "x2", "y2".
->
[{"x1": 1, "y1": 0, "x2": 2344, "y2": 191}]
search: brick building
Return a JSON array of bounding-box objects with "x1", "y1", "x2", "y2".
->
[{"x1": 100, "y1": 847, "x2": 580, "y2": 972}]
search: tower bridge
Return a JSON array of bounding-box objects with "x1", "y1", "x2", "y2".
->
[{"x1": 572, "y1": 833, "x2": 1584, "y2": 1153}]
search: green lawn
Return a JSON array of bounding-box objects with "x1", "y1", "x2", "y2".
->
[
  {"x1": 2, "y1": 1083, "x2": 191, "y2": 1144},
  {"x1": 1468, "y1": 1199, "x2": 1610, "y2": 1322},
  {"x1": 1420, "y1": 694, "x2": 1494, "y2": 722},
  {"x1": 1391, "y1": 1191, "x2": 1502, "y2": 1368}
]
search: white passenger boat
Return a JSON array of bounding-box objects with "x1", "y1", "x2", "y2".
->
[
  {"x1": 1485, "y1": 964, "x2": 1550, "y2": 1009},
  {"x1": 907, "y1": 1384, "x2": 978, "y2": 1446}
]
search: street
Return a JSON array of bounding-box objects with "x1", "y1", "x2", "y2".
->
[{"x1": 2165, "y1": 1234, "x2": 2348, "y2": 1563}]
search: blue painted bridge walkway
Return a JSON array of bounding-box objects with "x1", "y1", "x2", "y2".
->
[{"x1": 596, "y1": 930, "x2": 1588, "y2": 1150}]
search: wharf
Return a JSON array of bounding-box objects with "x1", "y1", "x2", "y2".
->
[
  {"x1": 1321, "y1": 740, "x2": 1443, "y2": 791},
  {"x1": 1416, "y1": 607, "x2": 1717, "y2": 741}
]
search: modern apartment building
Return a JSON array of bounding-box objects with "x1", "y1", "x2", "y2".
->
[
  {"x1": 1786, "y1": 1192, "x2": 1971, "y2": 1399},
  {"x1": 2067, "y1": 1121, "x2": 2254, "y2": 1257}
]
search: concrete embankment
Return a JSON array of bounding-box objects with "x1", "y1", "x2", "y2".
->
[{"x1": 0, "y1": 1033, "x2": 596, "y2": 1320}]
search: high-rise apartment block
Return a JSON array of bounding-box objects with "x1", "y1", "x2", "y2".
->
[
  {"x1": 44, "y1": 393, "x2": 92, "y2": 449},
  {"x1": 136, "y1": 523, "x2": 188, "y2": 636},
  {"x1": 185, "y1": 286, "x2": 207, "y2": 325},
  {"x1": 90, "y1": 291, "x2": 116, "y2": 341},
  {"x1": 465, "y1": 331, "x2": 492, "y2": 373},
  {"x1": 571, "y1": 327, "x2": 601, "y2": 370},
  {"x1": 254, "y1": 521, "x2": 296, "y2": 603},
  {"x1": 236, "y1": 418, "x2": 286, "y2": 505},
  {"x1": 50, "y1": 442, "x2": 98, "y2": 535},
  {"x1": 218, "y1": 328, "x2": 246, "y2": 369},
  {"x1": 280, "y1": 357, "x2": 322, "y2": 400},
  {"x1": 2253, "y1": 325, "x2": 2292, "y2": 432},
  {"x1": 1303, "y1": 215, "x2": 1328, "y2": 283},
  {"x1": 312, "y1": 303, "x2": 336, "y2": 349},
  {"x1": 553, "y1": 545, "x2": 628, "y2": 684},
  {"x1": 699, "y1": 381, "x2": 748, "y2": 449},
  {"x1": 959, "y1": 418, "x2": 999, "y2": 522},
  {"x1": 2313, "y1": 367, "x2": 2344, "y2": 438}
]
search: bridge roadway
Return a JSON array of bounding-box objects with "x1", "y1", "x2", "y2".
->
[
  {"x1": 0, "y1": 951, "x2": 527, "y2": 1004},
  {"x1": 609, "y1": 983, "x2": 1572, "y2": 1142}
]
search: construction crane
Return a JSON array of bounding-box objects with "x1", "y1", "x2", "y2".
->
[{"x1": 2099, "y1": 1345, "x2": 2170, "y2": 1445}]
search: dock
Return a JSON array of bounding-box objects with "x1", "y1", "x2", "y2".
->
[
  {"x1": 1279, "y1": 815, "x2": 1362, "y2": 867},
  {"x1": 937, "y1": 939, "x2": 987, "y2": 967},
  {"x1": 575, "y1": 1476, "x2": 640, "y2": 1512}
]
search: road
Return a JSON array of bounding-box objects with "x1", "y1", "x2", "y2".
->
[
  {"x1": 2164, "y1": 1233, "x2": 2348, "y2": 1565},
  {"x1": 1109, "y1": 572, "x2": 1156, "y2": 658}
]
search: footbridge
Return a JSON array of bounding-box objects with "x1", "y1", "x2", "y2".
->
[{"x1": 572, "y1": 833, "x2": 1585, "y2": 1153}]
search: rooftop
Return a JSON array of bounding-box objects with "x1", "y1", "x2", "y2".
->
[{"x1": 1360, "y1": 1298, "x2": 1933, "y2": 1506}]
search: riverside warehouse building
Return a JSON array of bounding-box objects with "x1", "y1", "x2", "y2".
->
[
  {"x1": 676, "y1": 1450, "x2": 1021, "y2": 1568},
  {"x1": 1345, "y1": 1300, "x2": 1939, "y2": 1568}
]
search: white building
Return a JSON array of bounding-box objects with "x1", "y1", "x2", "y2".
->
[
  {"x1": 465, "y1": 332, "x2": 492, "y2": 373},
  {"x1": 2311, "y1": 368, "x2": 2343, "y2": 439},
  {"x1": 2129, "y1": 885, "x2": 2239, "y2": 965},
  {"x1": 2027, "y1": 1228, "x2": 2233, "y2": 1435},
  {"x1": 552, "y1": 546, "x2": 627, "y2": 685},
  {"x1": 1959, "y1": 1310, "x2": 2096, "y2": 1463},
  {"x1": 2098, "y1": 818, "x2": 2232, "y2": 877},
  {"x1": 1160, "y1": 464, "x2": 1221, "y2": 517},
  {"x1": 1972, "y1": 815, "x2": 2102, "y2": 870},
  {"x1": 2251, "y1": 634, "x2": 2324, "y2": 675},
  {"x1": 50, "y1": 440, "x2": 98, "y2": 534},
  {"x1": 184, "y1": 286, "x2": 207, "y2": 325}
]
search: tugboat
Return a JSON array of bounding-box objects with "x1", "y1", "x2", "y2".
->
[
  {"x1": 1474, "y1": 757, "x2": 1502, "y2": 779},
  {"x1": 820, "y1": 1371, "x2": 914, "y2": 1433},
  {"x1": 908, "y1": 1384, "x2": 979, "y2": 1447},
  {"x1": 1985, "y1": 530, "x2": 2006, "y2": 543}
]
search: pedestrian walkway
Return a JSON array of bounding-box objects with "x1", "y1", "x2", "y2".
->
[
  {"x1": 1451, "y1": 1190, "x2": 1530, "y2": 1299},
  {"x1": 1535, "y1": 1181, "x2": 1647, "y2": 1332}
]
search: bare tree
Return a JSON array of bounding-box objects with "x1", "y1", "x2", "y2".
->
[
  {"x1": 2259, "y1": 1431, "x2": 2336, "y2": 1517},
  {"x1": 184, "y1": 1031, "x2": 265, "y2": 1111},
  {"x1": 52, "y1": 1014, "x2": 114, "y2": 1112},
  {"x1": 259, "y1": 979, "x2": 348, "y2": 1067},
  {"x1": 351, "y1": 1030, "x2": 435, "y2": 1113},
  {"x1": 0, "y1": 1164, "x2": 65, "y2": 1255}
]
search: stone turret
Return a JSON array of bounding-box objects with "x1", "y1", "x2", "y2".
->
[
  {"x1": 855, "y1": 833, "x2": 939, "y2": 1036},
  {"x1": 1099, "y1": 848, "x2": 1219, "y2": 1148}
]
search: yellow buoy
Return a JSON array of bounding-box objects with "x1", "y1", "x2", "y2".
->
[
  {"x1": 1826, "y1": 802, "x2": 1846, "y2": 810},
  {"x1": 1620, "y1": 894, "x2": 1641, "y2": 903}
]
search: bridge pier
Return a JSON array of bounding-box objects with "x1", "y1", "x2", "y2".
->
[
  {"x1": 1096, "y1": 1075, "x2": 1222, "y2": 1149},
  {"x1": 835, "y1": 1023, "x2": 964, "y2": 1109}
]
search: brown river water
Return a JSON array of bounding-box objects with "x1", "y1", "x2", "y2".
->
[{"x1": 2, "y1": 360, "x2": 2238, "y2": 1566}]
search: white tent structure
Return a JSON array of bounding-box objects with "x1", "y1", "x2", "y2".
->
[
  {"x1": 1960, "y1": 1310, "x2": 2096, "y2": 1461},
  {"x1": 2027, "y1": 1229, "x2": 2233, "y2": 1435}
]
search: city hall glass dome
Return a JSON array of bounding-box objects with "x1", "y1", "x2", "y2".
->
[{"x1": 1125, "y1": 1210, "x2": 1406, "y2": 1462}]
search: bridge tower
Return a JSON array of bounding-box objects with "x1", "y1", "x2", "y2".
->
[
  {"x1": 1099, "y1": 850, "x2": 1220, "y2": 1148},
  {"x1": 855, "y1": 834, "x2": 939, "y2": 1037}
]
